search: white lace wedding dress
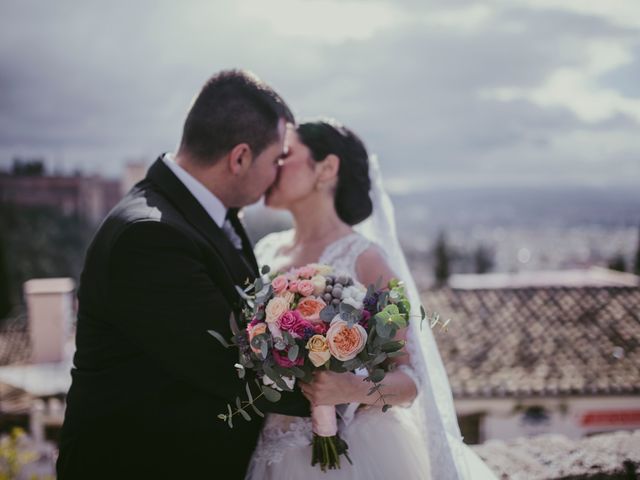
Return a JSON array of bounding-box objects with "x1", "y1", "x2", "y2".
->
[{"x1": 245, "y1": 229, "x2": 433, "y2": 480}]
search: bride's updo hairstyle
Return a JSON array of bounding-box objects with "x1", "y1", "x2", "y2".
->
[{"x1": 296, "y1": 120, "x2": 373, "y2": 225}]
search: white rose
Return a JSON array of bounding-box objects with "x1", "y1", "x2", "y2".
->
[
  {"x1": 311, "y1": 275, "x2": 327, "y2": 296},
  {"x1": 265, "y1": 297, "x2": 289, "y2": 324}
]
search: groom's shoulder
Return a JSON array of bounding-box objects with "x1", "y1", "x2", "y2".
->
[{"x1": 95, "y1": 181, "x2": 192, "y2": 248}]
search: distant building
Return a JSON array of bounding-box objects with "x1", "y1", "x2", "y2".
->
[
  {"x1": 425, "y1": 269, "x2": 640, "y2": 444},
  {"x1": 0, "y1": 158, "x2": 149, "y2": 225}
]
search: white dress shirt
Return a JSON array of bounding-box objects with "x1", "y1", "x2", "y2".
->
[
  {"x1": 162, "y1": 153, "x2": 227, "y2": 226},
  {"x1": 162, "y1": 153, "x2": 243, "y2": 249}
]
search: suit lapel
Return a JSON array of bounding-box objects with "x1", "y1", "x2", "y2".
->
[{"x1": 145, "y1": 157, "x2": 256, "y2": 293}]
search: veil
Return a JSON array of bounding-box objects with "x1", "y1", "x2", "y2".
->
[{"x1": 355, "y1": 155, "x2": 496, "y2": 480}]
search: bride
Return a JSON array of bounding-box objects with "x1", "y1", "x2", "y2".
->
[{"x1": 246, "y1": 120, "x2": 496, "y2": 479}]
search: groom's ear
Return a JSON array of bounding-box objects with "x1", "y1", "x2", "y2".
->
[{"x1": 228, "y1": 143, "x2": 253, "y2": 175}]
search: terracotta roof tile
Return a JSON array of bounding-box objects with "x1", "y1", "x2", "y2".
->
[{"x1": 423, "y1": 286, "x2": 640, "y2": 398}]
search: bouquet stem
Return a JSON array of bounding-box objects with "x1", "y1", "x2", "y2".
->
[{"x1": 310, "y1": 405, "x2": 352, "y2": 471}]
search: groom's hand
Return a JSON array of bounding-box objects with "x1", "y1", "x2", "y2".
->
[{"x1": 300, "y1": 371, "x2": 361, "y2": 406}]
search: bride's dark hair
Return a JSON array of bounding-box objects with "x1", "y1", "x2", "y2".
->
[{"x1": 296, "y1": 120, "x2": 372, "y2": 225}]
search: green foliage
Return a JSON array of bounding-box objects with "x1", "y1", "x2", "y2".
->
[
  {"x1": 434, "y1": 231, "x2": 450, "y2": 287},
  {"x1": 0, "y1": 204, "x2": 94, "y2": 316},
  {"x1": 0, "y1": 427, "x2": 53, "y2": 480},
  {"x1": 0, "y1": 233, "x2": 11, "y2": 319},
  {"x1": 608, "y1": 253, "x2": 627, "y2": 272},
  {"x1": 474, "y1": 245, "x2": 494, "y2": 274}
]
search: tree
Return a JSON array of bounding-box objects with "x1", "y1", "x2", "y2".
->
[
  {"x1": 0, "y1": 232, "x2": 10, "y2": 319},
  {"x1": 474, "y1": 245, "x2": 494, "y2": 274},
  {"x1": 608, "y1": 254, "x2": 626, "y2": 272},
  {"x1": 434, "y1": 231, "x2": 450, "y2": 287}
]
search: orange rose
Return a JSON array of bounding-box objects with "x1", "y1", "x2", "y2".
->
[
  {"x1": 296, "y1": 297, "x2": 326, "y2": 323},
  {"x1": 326, "y1": 317, "x2": 367, "y2": 361}
]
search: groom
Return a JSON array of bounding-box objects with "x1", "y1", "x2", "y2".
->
[{"x1": 57, "y1": 70, "x2": 309, "y2": 479}]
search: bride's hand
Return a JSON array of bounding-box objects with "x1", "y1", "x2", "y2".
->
[{"x1": 300, "y1": 371, "x2": 360, "y2": 406}]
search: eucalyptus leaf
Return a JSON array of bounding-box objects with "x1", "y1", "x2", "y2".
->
[
  {"x1": 235, "y1": 396, "x2": 242, "y2": 410},
  {"x1": 339, "y1": 302, "x2": 356, "y2": 314},
  {"x1": 282, "y1": 331, "x2": 295, "y2": 346},
  {"x1": 381, "y1": 340, "x2": 405, "y2": 353},
  {"x1": 228, "y1": 312, "x2": 240, "y2": 335},
  {"x1": 342, "y1": 358, "x2": 361, "y2": 371},
  {"x1": 370, "y1": 352, "x2": 387, "y2": 365},
  {"x1": 227, "y1": 404, "x2": 234, "y2": 428},
  {"x1": 386, "y1": 351, "x2": 407, "y2": 358},
  {"x1": 245, "y1": 383, "x2": 254, "y2": 403},
  {"x1": 261, "y1": 385, "x2": 282, "y2": 402},
  {"x1": 291, "y1": 366, "x2": 306, "y2": 378},
  {"x1": 287, "y1": 344, "x2": 299, "y2": 362},
  {"x1": 250, "y1": 402, "x2": 265, "y2": 418},
  {"x1": 235, "y1": 285, "x2": 252, "y2": 301},
  {"x1": 260, "y1": 339, "x2": 268, "y2": 360},
  {"x1": 320, "y1": 304, "x2": 339, "y2": 322},
  {"x1": 207, "y1": 330, "x2": 231, "y2": 348},
  {"x1": 234, "y1": 363, "x2": 245, "y2": 379},
  {"x1": 239, "y1": 408, "x2": 251, "y2": 422},
  {"x1": 368, "y1": 369, "x2": 385, "y2": 383}
]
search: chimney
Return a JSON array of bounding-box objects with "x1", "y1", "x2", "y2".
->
[{"x1": 24, "y1": 278, "x2": 75, "y2": 364}]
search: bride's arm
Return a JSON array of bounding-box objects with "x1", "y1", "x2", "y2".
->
[{"x1": 301, "y1": 246, "x2": 418, "y2": 407}]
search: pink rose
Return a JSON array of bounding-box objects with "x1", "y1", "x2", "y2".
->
[
  {"x1": 278, "y1": 310, "x2": 314, "y2": 339},
  {"x1": 298, "y1": 266, "x2": 317, "y2": 279},
  {"x1": 297, "y1": 280, "x2": 315, "y2": 297},
  {"x1": 292, "y1": 318, "x2": 314, "y2": 339},
  {"x1": 271, "y1": 275, "x2": 288, "y2": 294},
  {"x1": 288, "y1": 280, "x2": 299, "y2": 293},
  {"x1": 326, "y1": 317, "x2": 368, "y2": 361},
  {"x1": 314, "y1": 322, "x2": 328, "y2": 335},
  {"x1": 273, "y1": 348, "x2": 304, "y2": 368},
  {"x1": 278, "y1": 310, "x2": 303, "y2": 332}
]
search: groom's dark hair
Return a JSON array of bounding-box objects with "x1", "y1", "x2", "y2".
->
[{"x1": 178, "y1": 69, "x2": 294, "y2": 164}]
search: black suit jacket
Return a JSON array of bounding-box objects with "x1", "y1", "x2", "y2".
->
[{"x1": 57, "y1": 157, "x2": 309, "y2": 480}]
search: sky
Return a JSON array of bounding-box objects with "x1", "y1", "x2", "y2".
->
[{"x1": 1, "y1": 0, "x2": 639, "y2": 191}]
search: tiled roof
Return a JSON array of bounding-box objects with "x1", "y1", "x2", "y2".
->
[
  {"x1": 0, "y1": 313, "x2": 30, "y2": 366},
  {"x1": 0, "y1": 314, "x2": 32, "y2": 415},
  {"x1": 423, "y1": 286, "x2": 640, "y2": 398}
]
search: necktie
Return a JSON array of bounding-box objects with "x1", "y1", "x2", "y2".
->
[
  {"x1": 223, "y1": 209, "x2": 255, "y2": 276},
  {"x1": 222, "y1": 212, "x2": 243, "y2": 250}
]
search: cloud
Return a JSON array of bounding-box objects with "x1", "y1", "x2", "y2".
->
[{"x1": 0, "y1": 0, "x2": 638, "y2": 187}]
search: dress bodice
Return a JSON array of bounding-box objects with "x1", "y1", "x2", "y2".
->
[{"x1": 254, "y1": 229, "x2": 374, "y2": 279}]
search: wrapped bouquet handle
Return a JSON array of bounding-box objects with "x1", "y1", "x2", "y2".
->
[{"x1": 311, "y1": 405, "x2": 351, "y2": 470}]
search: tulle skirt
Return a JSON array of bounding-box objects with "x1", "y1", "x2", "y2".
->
[{"x1": 245, "y1": 406, "x2": 432, "y2": 480}]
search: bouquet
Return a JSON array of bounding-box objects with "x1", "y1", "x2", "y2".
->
[{"x1": 209, "y1": 263, "x2": 429, "y2": 471}]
